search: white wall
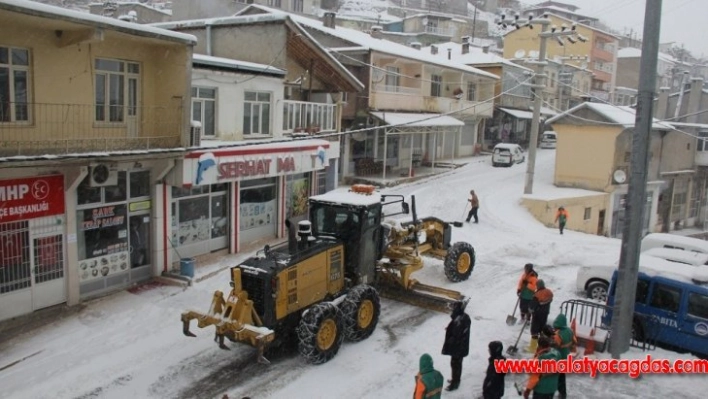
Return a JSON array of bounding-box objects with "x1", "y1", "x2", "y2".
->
[{"x1": 192, "y1": 68, "x2": 285, "y2": 140}]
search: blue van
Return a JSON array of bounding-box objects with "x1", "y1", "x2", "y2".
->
[{"x1": 605, "y1": 266, "x2": 708, "y2": 358}]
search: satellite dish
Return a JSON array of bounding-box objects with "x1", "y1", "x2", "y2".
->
[
  {"x1": 613, "y1": 169, "x2": 627, "y2": 184},
  {"x1": 514, "y1": 49, "x2": 526, "y2": 58},
  {"x1": 529, "y1": 50, "x2": 539, "y2": 58}
]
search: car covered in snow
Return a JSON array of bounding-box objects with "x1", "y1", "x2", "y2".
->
[
  {"x1": 539, "y1": 131, "x2": 557, "y2": 149},
  {"x1": 491, "y1": 143, "x2": 525, "y2": 167},
  {"x1": 575, "y1": 254, "x2": 697, "y2": 302},
  {"x1": 641, "y1": 232, "x2": 708, "y2": 254}
]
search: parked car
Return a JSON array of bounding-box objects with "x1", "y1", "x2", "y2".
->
[
  {"x1": 576, "y1": 255, "x2": 690, "y2": 302},
  {"x1": 641, "y1": 232, "x2": 708, "y2": 254},
  {"x1": 539, "y1": 131, "x2": 557, "y2": 149},
  {"x1": 605, "y1": 264, "x2": 708, "y2": 358},
  {"x1": 491, "y1": 143, "x2": 525, "y2": 167}
]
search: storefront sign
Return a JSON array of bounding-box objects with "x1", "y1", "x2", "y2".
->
[
  {"x1": 218, "y1": 156, "x2": 295, "y2": 180},
  {"x1": 81, "y1": 206, "x2": 126, "y2": 231},
  {"x1": 129, "y1": 200, "x2": 152, "y2": 212},
  {"x1": 0, "y1": 175, "x2": 65, "y2": 223}
]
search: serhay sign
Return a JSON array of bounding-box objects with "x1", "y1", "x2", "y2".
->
[{"x1": 0, "y1": 175, "x2": 65, "y2": 222}]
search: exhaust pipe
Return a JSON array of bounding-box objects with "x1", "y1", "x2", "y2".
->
[{"x1": 285, "y1": 219, "x2": 298, "y2": 253}]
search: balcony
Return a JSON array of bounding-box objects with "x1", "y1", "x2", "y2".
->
[
  {"x1": 499, "y1": 93, "x2": 533, "y2": 109},
  {"x1": 370, "y1": 90, "x2": 494, "y2": 118},
  {"x1": 0, "y1": 102, "x2": 183, "y2": 157},
  {"x1": 424, "y1": 26, "x2": 454, "y2": 36},
  {"x1": 282, "y1": 100, "x2": 336, "y2": 135}
]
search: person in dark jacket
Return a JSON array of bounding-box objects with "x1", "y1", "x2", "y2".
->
[
  {"x1": 414, "y1": 353, "x2": 444, "y2": 399},
  {"x1": 526, "y1": 280, "x2": 553, "y2": 353},
  {"x1": 482, "y1": 341, "x2": 506, "y2": 399},
  {"x1": 441, "y1": 299, "x2": 471, "y2": 391}
]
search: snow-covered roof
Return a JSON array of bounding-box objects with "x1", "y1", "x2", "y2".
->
[
  {"x1": 370, "y1": 112, "x2": 464, "y2": 127},
  {"x1": 234, "y1": 5, "x2": 499, "y2": 81},
  {"x1": 0, "y1": 0, "x2": 195, "y2": 44},
  {"x1": 192, "y1": 54, "x2": 286, "y2": 76},
  {"x1": 524, "y1": 5, "x2": 597, "y2": 21},
  {"x1": 547, "y1": 102, "x2": 674, "y2": 130},
  {"x1": 641, "y1": 233, "x2": 708, "y2": 253},
  {"x1": 310, "y1": 187, "x2": 383, "y2": 207},
  {"x1": 421, "y1": 42, "x2": 532, "y2": 72},
  {"x1": 499, "y1": 108, "x2": 534, "y2": 120},
  {"x1": 638, "y1": 256, "x2": 708, "y2": 285},
  {"x1": 617, "y1": 47, "x2": 688, "y2": 65},
  {"x1": 88, "y1": 1, "x2": 172, "y2": 16},
  {"x1": 643, "y1": 247, "x2": 708, "y2": 266}
]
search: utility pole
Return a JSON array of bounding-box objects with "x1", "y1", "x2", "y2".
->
[
  {"x1": 497, "y1": 13, "x2": 586, "y2": 194},
  {"x1": 609, "y1": 0, "x2": 663, "y2": 359},
  {"x1": 557, "y1": 55, "x2": 588, "y2": 112}
]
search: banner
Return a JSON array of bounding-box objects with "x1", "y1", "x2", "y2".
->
[{"x1": 0, "y1": 175, "x2": 65, "y2": 223}]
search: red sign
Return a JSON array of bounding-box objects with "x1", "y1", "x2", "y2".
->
[
  {"x1": 217, "y1": 155, "x2": 296, "y2": 180},
  {"x1": 0, "y1": 175, "x2": 65, "y2": 223}
]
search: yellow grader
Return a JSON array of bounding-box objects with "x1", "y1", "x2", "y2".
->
[{"x1": 181, "y1": 185, "x2": 475, "y2": 364}]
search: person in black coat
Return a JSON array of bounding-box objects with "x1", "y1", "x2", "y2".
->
[
  {"x1": 441, "y1": 299, "x2": 471, "y2": 391},
  {"x1": 483, "y1": 341, "x2": 506, "y2": 399}
]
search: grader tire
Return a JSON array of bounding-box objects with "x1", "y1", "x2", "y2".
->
[
  {"x1": 341, "y1": 284, "x2": 381, "y2": 342},
  {"x1": 444, "y1": 242, "x2": 475, "y2": 282},
  {"x1": 297, "y1": 302, "x2": 344, "y2": 364}
]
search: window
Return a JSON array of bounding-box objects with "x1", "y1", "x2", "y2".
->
[
  {"x1": 698, "y1": 131, "x2": 708, "y2": 152},
  {"x1": 467, "y1": 82, "x2": 477, "y2": 101},
  {"x1": 0, "y1": 46, "x2": 30, "y2": 122},
  {"x1": 687, "y1": 292, "x2": 708, "y2": 320},
  {"x1": 192, "y1": 87, "x2": 216, "y2": 136},
  {"x1": 650, "y1": 283, "x2": 681, "y2": 313},
  {"x1": 291, "y1": 0, "x2": 303, "y2": 12},
  {"x1": 672, "y1": 178, "x2": 688, "y2": 222},
  {"x1": 624, "y1": 151, "x2": 631, "y2": 163},
  {"x1": 549, "y1": 72, "x2": 556, "y2": 88},
  {"x1": 431, "y1": 74, "x2": 442, "y2": 97},
  {"x1": 95, "y1": 58, "x2": 140, "y2": 123},
  {"x1": 636, "y1": 279, "x2": 650, "y2": 304},
  {"x1": 584, "y1": 207, "x2": 591, "y2": 220},
  {"x1": 243, "y1": 91, "x2": 271, "y2": 136},
  {"x1": 385, "y1": 66, "x2": 399, "y2": 91},
  {"x1": 690, "y1": 178, "x2": 701, "y2": 218},
  {"x1": 268, "y1": 0, "x2": 282, "y2": 6}
]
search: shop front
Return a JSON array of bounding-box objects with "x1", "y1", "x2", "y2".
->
[
  {"x1": 167, "y1": 139, "x2": 335, "y2": 261},
  {"x1": 76, "y1": 169, "x2": 153, "y2": 298},
  {"x1": 0, "y1": 174, "x2": 67, "y2": 321}
]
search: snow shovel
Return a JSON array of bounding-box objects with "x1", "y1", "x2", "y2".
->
[
  {"x1": 506, "y1": 319, "x2": 529, "y2": 356},
  {"x1": 506, "y1": 298, "x2": 520, "y2": 326}
]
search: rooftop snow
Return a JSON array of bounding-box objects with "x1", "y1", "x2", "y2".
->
[
  {"x1": 234, "y1": 5, "x2": 499, "y2": 81},
  {"x1": 0, "y1": 0, "x2": 196, "y2": 44},
  {"x1": 524, "y1": 5, "x2": 597, "y2": 21},
  {"x1": 192, "y1": 54, "x2": 286, "y2": 75},
  {"x1": 370, "y1": 112, "x2": 464, "y2": 127},
  {"x1": 421, "y1": 42, "x2": 532, "y2": 71},
  {"x1": 310, "y1": 187, "x2": 383, "y2": 207},
  {"x1": 547, "y1": 102, "x2": 674, "y2": 130},
  {"x1": 499, "y1": 108, "x2": 534, "y2": 120},
  {"x1": 617, "y1": 47, "x2": 687, "y2": 64}
]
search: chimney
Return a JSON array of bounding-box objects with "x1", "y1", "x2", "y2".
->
[
  {"x1": 461, "y1": 36, "x2": 470, "y2": 55},
  {"x1": 323, "y1": 12, "x2": 336, "y2": 29},
  {"x1": 687, "y1": 77, "x2": 705, "y2": 124},
  {"x1": 447, "y1": 48, "x2": 452, "y2": 60},
  {"x1": 370, "y1": 25, "x2": 383, "y2": 39},
  {"x1": 430, "y1": 44, "x2": 438, "y2": 55},
  {"x1": 656, "y1": 87, "x2": 670, "y2": 120},
  {"x1": 411, "y1": 41, "x2": 422, "y2": 50},
  {"x1": 482, "y1": 45, "x2": 490, "y2": 54}
]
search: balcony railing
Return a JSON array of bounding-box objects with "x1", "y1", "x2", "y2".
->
[
  {"x1": 424, "y1": 26, "x2": 454, "y2": 36},
  {"x1": 282, "y1": 100, "x2": 336, "y2": 134},
  {"x1": 375, "y1": 85, "x2": 420, "y2": 95},
  {"x1": 0, "y1": 102, "x2": 183, "y2": 156}
]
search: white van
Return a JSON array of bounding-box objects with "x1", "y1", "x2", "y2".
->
[
  {"x1": 491, "y1": 143, "x2": 525, "y2": 167},
  {"x1": 539, "y1": 131, "x2": 557, "y2": 149},
  {"x1": 641, "y1": 233, "x2": 708, "y2": 254}
]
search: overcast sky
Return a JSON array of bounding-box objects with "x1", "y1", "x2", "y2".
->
[{"x1": 532, "y1": 0, "x2": 707, "y2": 58}]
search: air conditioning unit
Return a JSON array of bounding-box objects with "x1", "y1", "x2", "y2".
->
[{"x1": 90, "y1": 163, "x2": 119, "y2": 187}]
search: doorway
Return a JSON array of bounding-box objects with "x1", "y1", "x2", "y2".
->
[
  {"x1": 597, "y1": 210, "x2": 606, "y2": 236},
  {"x1": 129, "y1": 214, "x2": 150, "y2": 269}
]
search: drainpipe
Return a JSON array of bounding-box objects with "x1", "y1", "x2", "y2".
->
[{"x1": 206, "y1": 22, "x2": 212, "y2": 56}]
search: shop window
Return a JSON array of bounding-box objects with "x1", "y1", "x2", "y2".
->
[
  {"x1": 104, "y1": 172, "x2": 127, "y2": 203},
  {"x1": 240, "y1": 178, "x2": 276, "y2": 232},
  {"x1": 649, "y1": 284, "x2": 681, "y2": 313},
  {"x1": 317, "y1": 167, "x2": 328, "y2": 195},
  {"x1": 172, "y1": 184, "x2": 229, "y2": 246},
  {"x1": 77, "y1": 171, "x2": 133, "y2": 205},
  {"x1": 0, "y1": 46, "x2": 31, "y2": 122},
  {"x1": 286, "y1": 173, "x2": 310, "y2": 219},
  {"x1": 129, "y1": 170, "x2": 150, "y2": 199},
  {"x1": 77, "y1": 204, "x2": 129, "y2": 261},
  {"x1": 688, "y1": 292, "x2": 708, "y2": 320},
  {"x1": 0, "y1": 221, "x2": 30, "y2": 294}
]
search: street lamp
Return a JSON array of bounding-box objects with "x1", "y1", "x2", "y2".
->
[{"x1": 497, "y1": 12, "x2": 584, "y2": 194}]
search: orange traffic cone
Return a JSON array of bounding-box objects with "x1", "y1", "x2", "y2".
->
[
  {"x1": 570, "y1": 317, "x2": 577, "y2": 335},
  {"x1": 584, "y1": 327, "x2": 596, "y2": 356}
]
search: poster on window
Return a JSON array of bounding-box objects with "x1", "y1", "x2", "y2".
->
[
  {"x1": 287, "y1": 178, "x2": 309, "y2": 219},
  {"x1": 79, "y1": 251, "x2": 130, "y2": 282},
  {"x1": 239, "y1": 199, "x2": 276, "y2": 231},
  {"x1": 78, "y1": 204, "x2": 129, "y2": 260}
]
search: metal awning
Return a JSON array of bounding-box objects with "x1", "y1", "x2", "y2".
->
[
  {"x1": 499, "y1": 108, "x2": 534, "y2": 120},
  {"x1": 370, "y1": 112, "x2": 464, "y2": 127}
]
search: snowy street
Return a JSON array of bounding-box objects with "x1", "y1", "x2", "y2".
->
[{"x1": 1, "y1": 150, "x2": 706, "y2": 399}]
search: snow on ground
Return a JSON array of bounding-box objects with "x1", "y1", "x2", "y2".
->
[{"x1": 1, "y1": 150, "x2": 707, "y2": 399}]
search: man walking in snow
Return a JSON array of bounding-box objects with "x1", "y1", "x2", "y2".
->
[
  {"x1": 482, "y1": 341, "x2": 506, "y2": 399},
  {"x1": 527, "y1": 280, "x2": 554, "y2": 353},
  {"x1": 554, "y1": 206, "x2": 569, "y2": 234},
  {"x1": 441, "y1": 300, "x2": 471, "y2": 391},
  {"x1": 466, "y1": 190, "x2": 480, "y2": 223},
  {"x1": 413, "y1": 353, "x2": 444, "y2": 399},
  {"x1": 552, "y1": 314, "x2": 577, "y2": 399},
  {"x1": 517, "y1": 263, "x2": 538, "y2": 324}
]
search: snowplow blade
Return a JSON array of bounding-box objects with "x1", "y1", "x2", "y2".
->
[{"x1": 375, "y1": 280, "x2": 465, "y2": 313}]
